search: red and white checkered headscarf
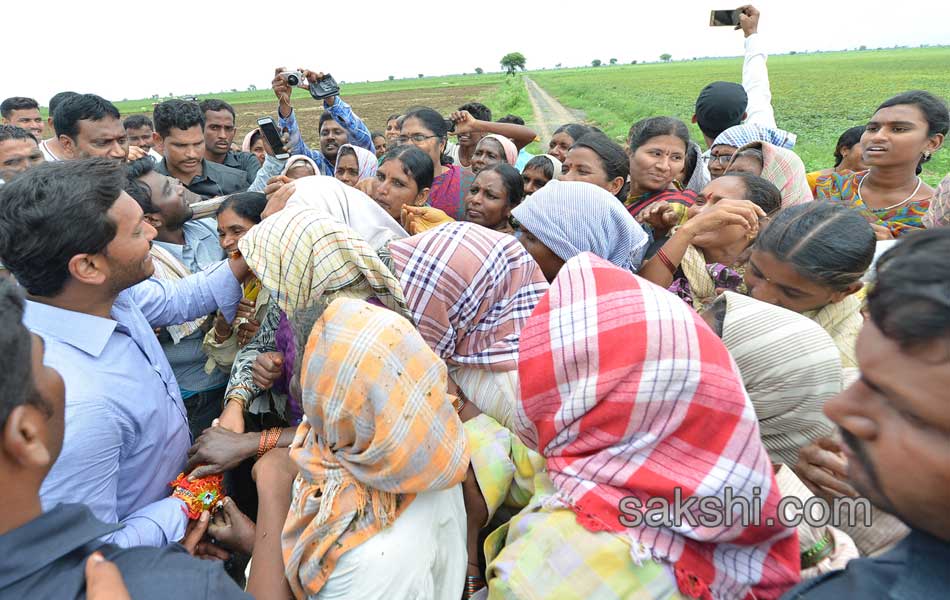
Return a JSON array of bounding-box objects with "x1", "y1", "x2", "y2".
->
[{"x1": 516, "y1": 253, "x2": 800, "y2": 600}]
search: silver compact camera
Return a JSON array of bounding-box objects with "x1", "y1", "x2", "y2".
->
[{"x1": 280, "y1": 70, "x2": 308, "y2": 88}]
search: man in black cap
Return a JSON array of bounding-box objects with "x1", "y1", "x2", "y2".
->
[{"x1": 692, "y1": 5, "x2": 777, "y2": 148}]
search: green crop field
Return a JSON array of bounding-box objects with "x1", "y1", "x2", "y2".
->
[
  {"x1": 528, "y1": 47, "x2": 950, "y2": 183},
  {"x1": 103, "y1": 47, "x2": 950, "y2": 183}
]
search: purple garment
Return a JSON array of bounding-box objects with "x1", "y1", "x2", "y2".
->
[
  {"x1": 274, "y1": 311, "x2": 303, "y2": 426},
  {"x1": 668, "y1": 262, "x2": 745, "y2": 308}
]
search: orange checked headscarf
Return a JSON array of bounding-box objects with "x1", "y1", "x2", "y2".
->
[{"x1": 281, "y1": 298, "x2": 469, "y2": 599}]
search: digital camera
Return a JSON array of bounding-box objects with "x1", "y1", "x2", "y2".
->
[{"x1": 280, "y1": 70, "x2": 307, "y2": 88}]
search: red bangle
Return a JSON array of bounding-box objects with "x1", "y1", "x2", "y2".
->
[
  {"x1": 655, "y1": 247, "x2": 677, "y2": 275},
  {"x1": 257, "y1": 427, "x2": 281, "y2": 459}
]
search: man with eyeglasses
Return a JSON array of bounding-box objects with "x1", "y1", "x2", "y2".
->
[{"x1": 268, "y1": 67, "x2": 375, "y2": 176}]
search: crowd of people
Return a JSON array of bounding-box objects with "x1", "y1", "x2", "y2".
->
[{"x1": 1, "y1": 5, "x2": 949, "y2": 599}]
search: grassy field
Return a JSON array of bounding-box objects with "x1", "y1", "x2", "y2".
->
[
  {"x1": 529, "y1": 47, "x2": 950, "y2": 183},
  {"x1": 105, "y1": 47, "x2": 950, "y2": 183}
]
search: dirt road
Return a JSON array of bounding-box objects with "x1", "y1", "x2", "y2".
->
[{"x1": 524, "y1": 77, "x2": 585, "y2": 143}]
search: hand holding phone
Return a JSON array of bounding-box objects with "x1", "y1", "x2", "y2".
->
[
  {"x1": 257, "y1": 117, "x2": 289, "y2": 160},
  {"x1": 709, "y1": 9, "x2": 740, "y2": 26}
]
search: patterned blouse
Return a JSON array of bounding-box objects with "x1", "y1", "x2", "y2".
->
[{"x1": 815, "y1": 171, "x2": 932, "y2": 237}]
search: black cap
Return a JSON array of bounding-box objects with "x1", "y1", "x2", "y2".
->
[{"x1": 694, "y1": 82, "x2": 748, "y2": 139}]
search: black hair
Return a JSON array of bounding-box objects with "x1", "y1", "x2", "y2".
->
[
  {"x1": 1, "y1": 97, "x2": 39, "y2": 119},
  {"x1": 0, "y1": 159, "x2": 125, "y2": 296},
  {"x1": 123, "y1": 114, "x2": 153, "y2": 131},
  {"x1": 480, "y1": 163, "x2": 525, "y2": 207},
  {"x1": 497, "y1": 114, "x2": 525, "y2": 126},
  {"x1": 386, "y1": 113, "x2": 402, "y2": 124},
  {"x1": 524, "y1": 154, "x2": 556, "y2": 180},
  {"x1": 48, "y1": 91, "x2": 79, "y2": 117},
  {"x1": 570, "y1": 133, "x2": 630, "y2": 199},
  {"x1": 400, "y1": 107, "x2": 452, "y2": 166},
  {"x1": 833, "y1": 125, "x2": 865, "y2": 167},
  {"x1": 719, "y1": 172, "x2": 782, "y2": 215},
  {"x1": 217, "y1": 191, "x2": 267, "y2": 224},
  {"x1": 199, "y1": 99, "x2": 236, "y2": 120},
  {"x1": 753, "y1": 203, "x2": 875, "y2": 291},
  {"x1": 627, "y1": 116, "x2": 691, "y2": 154},
  {"x1": 124, "y1": 158, "x2": 157, "y2": 213},
  {"x1": 868, "y1": 228, "x2": 950, "y2": 350},
  {"x1": 553, "y1": 123, "x2": 592, "y2": 144},
  {"x1": 0, "y1": 280, "x2": 42, "y2": 428},
  {"x1": 371, "y1": 131, "x2": 385, "y2": 140},
  {"x1": 53, "y1": 94, "x2": 121, "y2": 139},
  {"x1": 459, "y1": 102, "x2": 491, "y2": 122},
  {"x1": 152, "y1": 99, "x2": 204, "y2": 138},
  {"x1": 875, "y1": 90, "x2": 949, "y2": 174},
  {"x1": 0, "y1": 124, "x2": 38, "y2": 144},
  {"x1": 730, "y1": 147, "x2": 764, "y2": 169},
  {"x1": 319, "y1": 111, "x2": 342, "y2": 130},
  {"x1": 336, "y1": 144, "x2": 357, "y2": 162},
  {"x1": 248, "y1": 129, "x2": 262, "y2": 147},
  {"x1": 380, "y1": 145, "x2": 434, "y2": 191}
]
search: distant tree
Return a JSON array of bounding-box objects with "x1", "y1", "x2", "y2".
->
[
  {"x1": 592, "y1": 59, "x2": 602, "y2": 67},
  {"x1": 555, "y1": 63, "x2": 562, "y2": 68},
  {"x1": 500, "y1": 52, "x2": 527, "y2": 75},
  {"x1": 388, "y1": 75, "x2": 395, "y2": 81},
  {"x1": 248, "y1": 84, "x2": 257, "y2": 91},
  {"x1": 790, "y1": 51, "x2": 797, "y2": 55},
  {"x1": 660, "y1": 53, "x2": 672, "y2": 62},
  {"x1": 609, "y1": 58, "x2": 617, "y2": 65},
  {"x1": 231, "y1": 88, "x2": 238, "y2": 93},
  {"x1": 859, "y1": 44, "x2": 868, "y2": 50},
  {"x1": 475, "y1": 67, "x2": 484, "y2": 75},
  {"x1": 151, "y1": 94, "x2": 159, "y2": 100},
  {"x1": 631, "y1": 60, "x2": 638, "y2": 65},
  {"x1": 418, "y1": 73, "x2": 424, "y2": 79}
]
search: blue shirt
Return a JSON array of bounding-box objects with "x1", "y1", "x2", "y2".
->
[
  {"x1": 25, "y1": 261, "x2": 242, "y2": 548},
  {"x1": 154, "y1": 219, "x2": 227, "y2": 394},
  {"x1": 278, "y1": 96, "x2": 375, "y2": 176},
  {"x1": 0, "y1": 504, "x2": 251, "y2": 599},
  {"x1": 781, "y1": 528, "x2": 950, "y2": 599},
  {"x1": 514, "y1": 147, "x2": 535, "y2": 172}
]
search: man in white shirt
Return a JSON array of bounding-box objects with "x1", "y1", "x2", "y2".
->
[{"x1": 38, "y1": 91, "x2": 79, "y2": 163}]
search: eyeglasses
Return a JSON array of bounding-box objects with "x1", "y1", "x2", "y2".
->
[
  {"x1": 396, "y1": 134, "x2": 441, "y2": 145},
  {"x1": 704, "y1": 154, "x2": 735, "y2": 166}
]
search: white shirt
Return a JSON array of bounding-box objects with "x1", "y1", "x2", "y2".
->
[
  {"x1": 313, "y1": 485, "x2": 467, "y2": 600},
  {"x1": 39, "y1": 138, "x2": 63, "y2": 162},
  {"x1": 742, "y1": 33, "x2": 778, "y2": 130}
]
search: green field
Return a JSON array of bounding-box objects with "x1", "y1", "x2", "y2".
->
[
  {"x1": 106, "y1": 47, "x2": 950, "y2": 183},
  {"x1": 529, "y1": 47, "x2": 950, "y2": 183}
]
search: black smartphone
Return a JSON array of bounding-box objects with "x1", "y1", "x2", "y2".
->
[
  {"x1": 309, "y1": 74, "x2": 341, "y2": 100},
  {"x1": 256, "y1": 117, "x2": 289, "y2": 160},
  {"x1": 709, "y1": 9, "x2": 740, "y2": 26},
  {"x1": 444, "y1": 118, "x2": 456, "y2": 133}
]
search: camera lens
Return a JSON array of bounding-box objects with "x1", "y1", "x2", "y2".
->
[{"x1": 286, "y1": 74, "x2": 299, "y2": 86}]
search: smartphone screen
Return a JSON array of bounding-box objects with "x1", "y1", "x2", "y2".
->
[
  {"x1": 710, "y1": 9, "x2": 740, "y2": 26},
  {"x1": 256, "y1": 118, "x2": 289, "y2": 159}
]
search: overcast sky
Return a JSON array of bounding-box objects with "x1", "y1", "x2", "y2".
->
[{"x1": 5, "y1": 0, "x2": 950, "y2": 105}]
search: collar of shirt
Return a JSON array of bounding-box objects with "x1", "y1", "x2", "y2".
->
[
  {"x1": 892, "y1": 528, "x2": 950, "y2": 597},
  {"x1": 23, "y1": 300, "x2": 116, "y2": 358},
  {"x1": 0, "y1": 504, "x2": 119, "y2": 588},
  {"x1": 154, "y1": 219, "x2": 223, "y2": 274}
]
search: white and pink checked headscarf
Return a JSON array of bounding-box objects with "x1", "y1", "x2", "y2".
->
[
  {"x1": 389, "y1": 221, "x2": 548, "y2": 371},
  {"x1": 516, "y1": 252, "x2": 800, "y2": 600}
]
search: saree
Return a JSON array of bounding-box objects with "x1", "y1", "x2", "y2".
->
[
  {"x1": 429, "y1": 164, "x2": 475, "y2": 220},
  {"x1": 815, "y1": 170, "x2": 931, "y2": 237}
]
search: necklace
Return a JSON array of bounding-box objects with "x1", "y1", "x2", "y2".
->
[{"x1": 858, "y1": 173, "x2": 922, "y2": 211}]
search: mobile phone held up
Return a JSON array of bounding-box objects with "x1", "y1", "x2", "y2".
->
[
  {"x1": 709, "y1": 9, "x2": 740, "y2": 27},
  {"x1": 256, "y1": 117, "x2": 289, "y2": 160},
  {"x1": 308, "y1": 74, "x2": 341, "y2": 100}
]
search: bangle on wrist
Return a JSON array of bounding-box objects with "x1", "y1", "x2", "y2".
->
[
  {"x1": 225, "y1": 397, "x2": 245, "y2": 411},
  {"x1": 655, "y1": 247, "x2": 677, "y2": 276},
  {"x1": 257, "y1": 427, "x2": 282, "y2": 459}
]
